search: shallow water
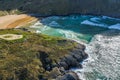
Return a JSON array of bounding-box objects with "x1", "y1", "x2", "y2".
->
[
  {"x1": 31, "y1": 15, "x2": 120, "y2": 43},
  {"x1": 30, "y1": 15, "x2": 120, "y2": 80}
]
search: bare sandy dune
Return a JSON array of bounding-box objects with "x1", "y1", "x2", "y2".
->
[{"x1": 0, "y1": 14, "x2": 38, "y2": 29}]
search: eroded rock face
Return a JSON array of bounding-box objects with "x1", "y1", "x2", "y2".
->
[
  {"x1": 0, "y1": 0, "x2": 120, "y2": 17},
  {"x1": 38, "y1": 44, "x2": 88, "y2": 80},
  {"x1": 58, "y1": 44, "x2": 88, "y2": 70}
]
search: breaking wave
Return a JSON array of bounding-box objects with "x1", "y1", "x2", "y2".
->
[
  {"x1": 81, "y1": 20, "x2": 108, "y2": 27},
  {"x1": 75, "y1": 30, "x2": 120, "y2": 80}
]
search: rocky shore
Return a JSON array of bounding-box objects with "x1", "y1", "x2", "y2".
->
[
  {"x1": 77, "y1": 29, "x2": 120, "y2": 80},
  {"x1": 0, "y1": 29, "x2": 88, "y2": 80}
]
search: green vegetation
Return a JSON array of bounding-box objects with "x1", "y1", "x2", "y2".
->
[
  {"x1": 0, "y1": 0, "x2": 120, "y2": 17},
  {"x1": 0, "y1": 9, "x2": 23, "y2": 16},
  {"x1": 0, "y1": 29, "x2": 77, "y2": 80}
]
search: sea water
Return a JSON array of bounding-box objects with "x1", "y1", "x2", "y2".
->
[
  {"x1": 30, "y1": 15, "x2": 120, "y2": 80},
  {"x1": 31, "y1": 15, "x2": 115, "y2": 43}
]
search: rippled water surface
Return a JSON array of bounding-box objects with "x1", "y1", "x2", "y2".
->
[
  {"x1": 31, "y1": 15, "x2": 120, "y2": 43},
  {"x1": 30, "y1": 15, "x2": 120, "y2": 80}
]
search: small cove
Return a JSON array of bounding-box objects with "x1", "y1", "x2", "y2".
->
[
  {"x1": 30, "y1": 15, "x2": 115, "y2": 43},
  {"x1": 30, "y1": 15, "x2": 120, "y2": 80}
]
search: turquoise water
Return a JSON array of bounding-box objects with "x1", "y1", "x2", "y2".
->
[
  {"x1": 30, "y1": 15, "x2": 120, "y2": 43},
  {"x1": 30, "y1": 15, "x2": 120, "y2": 80}
]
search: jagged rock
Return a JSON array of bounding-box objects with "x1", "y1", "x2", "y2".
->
[
  {"x1": 59, "y1": 55, "x2": 80, "y2": 70},
  {"x1": 58, "y1": 44, "x2": 88, "y2": 70}
]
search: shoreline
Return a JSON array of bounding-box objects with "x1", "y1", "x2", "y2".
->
[
  {"x1": 29, "y1": 13, "x2": 120, "y2": 19},
  {"x1": 0, "y1": 13, "x2": 119, "y2": 30},
  {"x1": 0, "y1": 14, "x2": 38, "y2": 29}
]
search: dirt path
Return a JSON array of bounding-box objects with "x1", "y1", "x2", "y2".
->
[{"x1": 0, "y1": 14, "x2": 38, "y2": 29}]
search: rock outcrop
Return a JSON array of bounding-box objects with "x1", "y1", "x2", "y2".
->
[
  {"x1": 0, "y1": 0, "x2": 120, "y2": 17},
  {"x1": 37, "y1": 42, "x2": 88, "y2": 80}
]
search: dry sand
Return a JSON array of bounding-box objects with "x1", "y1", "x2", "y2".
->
[{"x1": 0, "y1": 14, "x2": 38, "y2": 29}]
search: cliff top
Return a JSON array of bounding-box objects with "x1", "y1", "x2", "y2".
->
[{"x1": 0, "y1": 29, "x2": 82, "y2": 80}]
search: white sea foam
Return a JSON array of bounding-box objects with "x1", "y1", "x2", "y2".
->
[
  {"x1": 36, "y1": 30, "x2": 41, "y2": 33},
  {"x1": 30, "y1": 21, "x2": 44, "y2": 28},
  {"x1": 109, "y1": 23, "x2": 120, "y2": 30},
  {"x1": 30, "y1": 21, "x2": 40, "y2": 28},
  {"x1": 102, "y1": 16, "x2": 120, "y2": 21},
  {"x1": 58, "y1": 30, "x2": 88, "y2": 44},
  {"x1": 59, "y1": 30, "x2": 79, "y2": 39},
  {"x1": 76, "y1": 31, "x2": 120, "y2": 80},
  {"x1": 48, "y1": 21, "x2": 61, "y2": 27},
  {"x1": 81, "y1": 20, "x2": 107, "y2": 27},
  {"x1": 90, "y1": 17, "x2": 101, "y2": 22}
]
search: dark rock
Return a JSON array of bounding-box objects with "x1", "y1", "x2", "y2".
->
[
  {"x1": 64, "y1": 55, "x2": 79, "y2": 67},
  {"x1": 75, "y1": 44, "x2": 86, "y2": 51},
  {"x1": 38, "y1": 51, "x2": 53, "y2": 71},
  {"x1": 59, "y1": 67, "x2": 65, "y2": 74},
  {"x1": 56, "y1": 72, "x2": 79, "y2": 80},
  {"x1": 59, "y1": 62, "x2": 69, "y2": 70},
  {"x1": 71, "y1": 49, "x2": 88, "y2": 60},
  {"x1": 81, "y1": 52, "x2": 88, "y2": 59},
  {"x1": 58, "y1": 44, "x2": 88, "y2": 70},
  {"x1": 72, "y1": 53, "x2": 83, "y2": 62},
  {"x1": 15, "y1": 68, "x2": 28, "y2": 80}
]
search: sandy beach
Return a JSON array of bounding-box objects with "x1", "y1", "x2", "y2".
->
[{"x1": 0, "y1": 14, "x2": 38, "y2": 29}]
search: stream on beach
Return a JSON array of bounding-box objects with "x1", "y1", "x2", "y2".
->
[{"x1": 30, "y1": 15, "x2": 120, "y2": 80}]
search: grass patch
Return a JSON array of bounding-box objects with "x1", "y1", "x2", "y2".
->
[{"x1": 0, "y1": 9, "x2": 23, "y2": 16}]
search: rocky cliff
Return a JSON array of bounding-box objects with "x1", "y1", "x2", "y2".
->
[{"x1": 0, "y1": 0, "x2": 120, "y2": 17}]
